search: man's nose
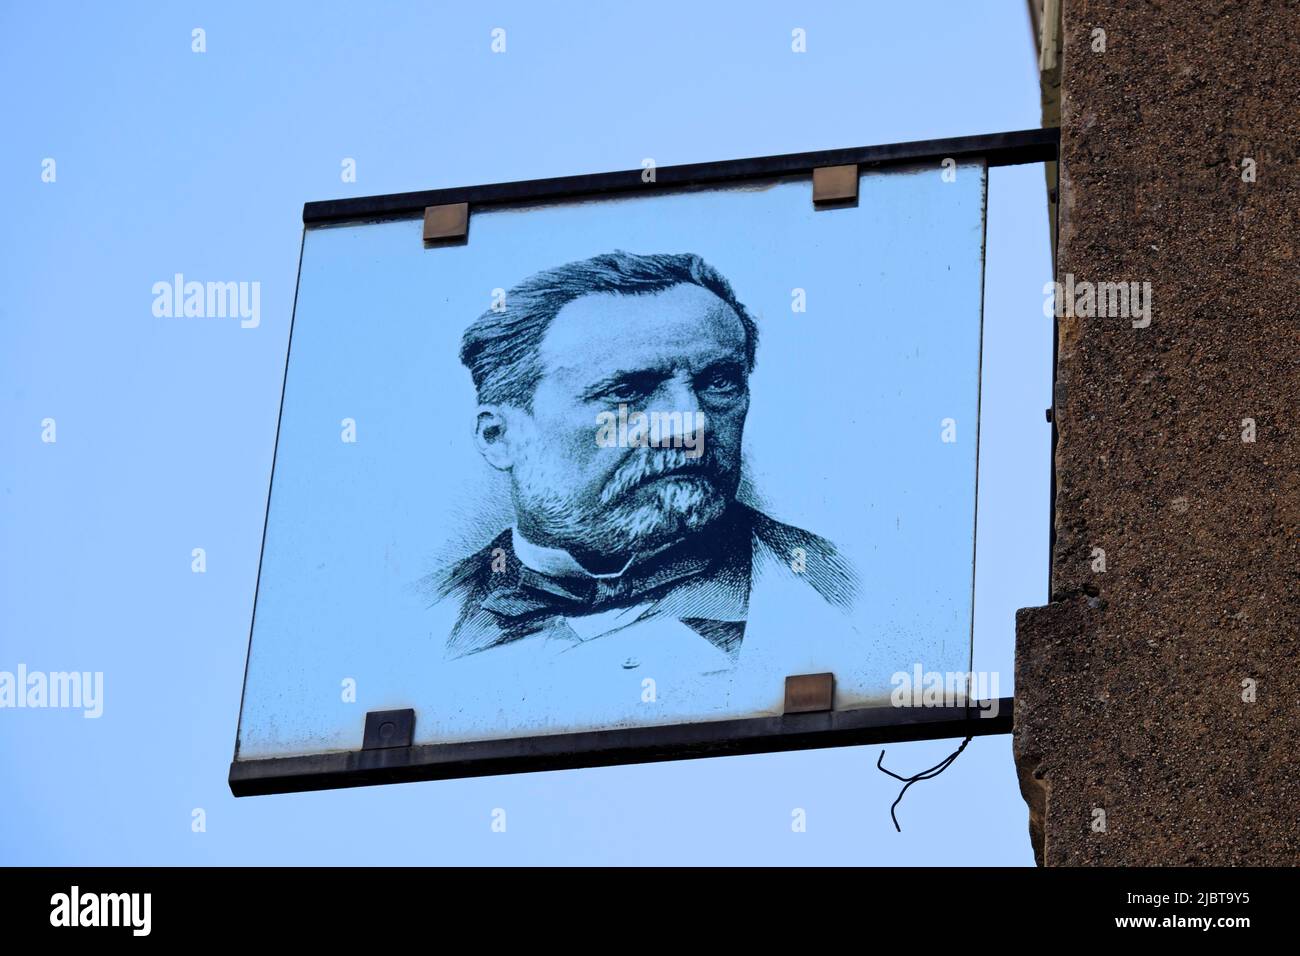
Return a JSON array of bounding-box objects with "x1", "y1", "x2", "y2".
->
[
  {"x1": 658, "y1": 375, "x2": 700, "y2": 412},
  {"x1": 656, "y1": 377, "x2": 705, "y2": 441}
]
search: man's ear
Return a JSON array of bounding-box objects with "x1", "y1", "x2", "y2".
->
[{"x1": 474, "y1": 405, "x2": 519, "y2": 471}]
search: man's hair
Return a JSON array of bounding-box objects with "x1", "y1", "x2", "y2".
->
[{"x1": 459, "y1": 250, "x2": 759, "y2": 408}]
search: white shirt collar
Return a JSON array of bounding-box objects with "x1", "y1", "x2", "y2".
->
[{"x1": 510, "y1": 526, "x2": 677, "y2": 581}]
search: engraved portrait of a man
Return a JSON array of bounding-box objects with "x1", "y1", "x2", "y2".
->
[{"x1": 425, "y1": 250, "x2": 859, "y2": 672}]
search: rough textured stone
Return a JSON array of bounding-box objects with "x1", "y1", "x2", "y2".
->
[{"x1": 1014, "y1": 0, "x2": 1299, "y2": 865}]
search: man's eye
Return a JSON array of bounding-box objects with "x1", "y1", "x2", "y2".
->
[
  {"x1": 701, "y1": 371, "x2": 742, "y2": 394},
  {"x1": 602, "y1": 384, "x2": 644, "y2": 403}
]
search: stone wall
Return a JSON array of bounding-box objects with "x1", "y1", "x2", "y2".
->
[{"x1": 1014, "y1": 0, "x2": 1299, "y2": 865}]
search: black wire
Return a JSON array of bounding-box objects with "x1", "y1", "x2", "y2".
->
[{"x1": 876, "y1": 735, "x2": 973, "y2": 832}]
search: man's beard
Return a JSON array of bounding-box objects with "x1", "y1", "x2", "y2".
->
[{"x1": 512, "y1": 446, "x2": 735, "y2": 560}]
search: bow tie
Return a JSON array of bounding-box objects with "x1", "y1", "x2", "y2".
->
[
  {"x1": 481, "y1": 556, "x2": 711, "y2": 620},
  {"x1": 481, "y1": 564, "x2": 746, "y2": 661}
]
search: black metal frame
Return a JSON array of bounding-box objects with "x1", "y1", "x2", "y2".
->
[
  {"x1": 303, "y1": 128, "x2": 1058, "y2": 225},
  {"x1": 231, "y1": 127, "x2": 1058, "y2": 798},
  {"x1": 231, "y1": 699, "x2": 1014, "y2": 796}
]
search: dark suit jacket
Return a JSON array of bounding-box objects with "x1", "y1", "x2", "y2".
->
[{"x1": 429, "y1": 501, "x2": 857, "y2": 660}]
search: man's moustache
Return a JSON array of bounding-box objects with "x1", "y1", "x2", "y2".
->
[{"x1": 599, "y1": 448, "x2": 716, "y2": 504}]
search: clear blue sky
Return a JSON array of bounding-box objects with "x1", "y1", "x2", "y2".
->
[{"x1": 0, "y1": 1, "x2": 1051, "y2": 865}]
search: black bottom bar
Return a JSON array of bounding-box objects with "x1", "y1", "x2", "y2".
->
[{"x1": 0, "y1": 865, "x2": 1280, "y2": 940}]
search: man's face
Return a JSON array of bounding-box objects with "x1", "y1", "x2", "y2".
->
[{"x1": 497, "y1": 282, "x2": 750, "y2": 559}]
